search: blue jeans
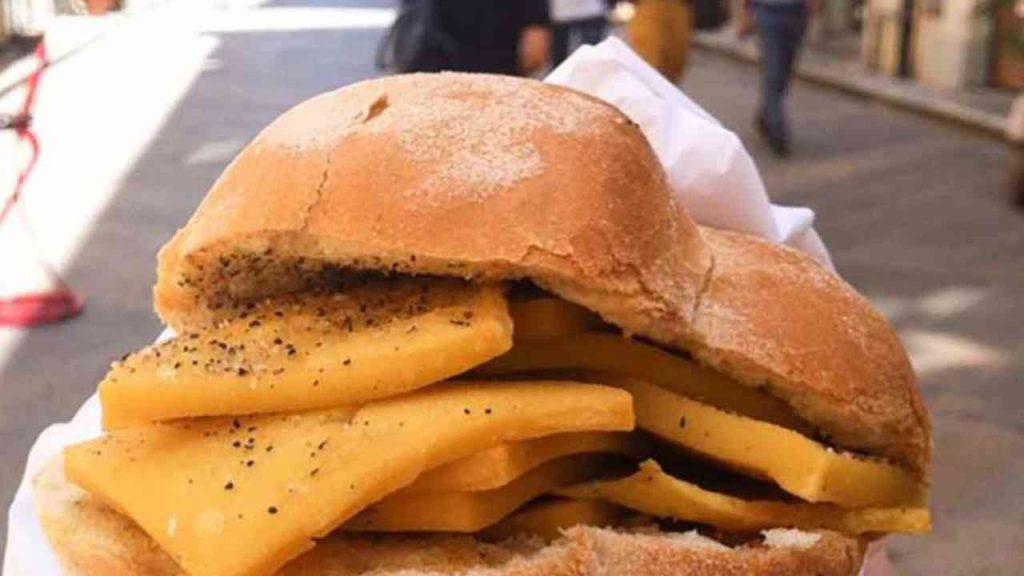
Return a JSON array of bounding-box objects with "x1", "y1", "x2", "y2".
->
[
  {"x1": 551, "y1": 17, "x2": 608, "y2": 67},
  {"x1": 754, "y1": 3, "x2": 807, "y2": 135}
]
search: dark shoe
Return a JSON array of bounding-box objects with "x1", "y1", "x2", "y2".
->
[{"x1": 755, "y1": 114, "x2": 791, "y2": 157}]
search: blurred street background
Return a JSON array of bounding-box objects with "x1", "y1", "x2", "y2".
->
[{"x1": 0, "y1": 1, "x2": 1021, "y2": 574}]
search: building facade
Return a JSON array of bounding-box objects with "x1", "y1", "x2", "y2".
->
[{"x1": 863, "y1": 0, "x2": 1024, "y2": 89}]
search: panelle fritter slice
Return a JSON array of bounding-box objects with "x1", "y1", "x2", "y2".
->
[
  {"x1": 346, "y1": 454, "x2": 617, "y2": 533},
  {"x1": 406, "y1": 432, "x2": 639, "y2": 493},
  {"x1": 475, "y1": 333, "x2": 809, "y2": 433},
  {"x1": 508, "y1": 297, "x2": 603, "y2": 341},
  {"x1": 615, "y1": 378, "x2": 925, "y2": 508},
  {"x1": 101, "y1": 280, "x2": 512, "y2": 428},
  {"x1": 65, "y1": 381, "x2": 633, "y2": 576},
  {"x1": 481, "y1": 498, "x2": 628, "y2": 541},
  {"x1": 560, "y1": 460, "x2": 931, "y2": 535}
]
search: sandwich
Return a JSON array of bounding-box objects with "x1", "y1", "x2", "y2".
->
[{"x1": 33, "y1": 73, "x2": 931, "y2": 576}]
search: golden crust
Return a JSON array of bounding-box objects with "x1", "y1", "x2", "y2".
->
[
  {"x1": 154, "y1": 73, "x2": 711, "y2": 349},
  {"x1": 691, "y1": 227, "x2": 930, "y2": 476},
  {"x1": 34, "y1": 458, "x2": 864, "y2": 576}
]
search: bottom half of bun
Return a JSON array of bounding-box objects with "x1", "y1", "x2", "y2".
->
[{"x1": 34, "y1": 459, "x2": 866, "y2": 576}]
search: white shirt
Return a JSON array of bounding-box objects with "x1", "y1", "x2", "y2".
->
[{"x1": 549, "y1": 0, "x2": 606, "y2": 23}]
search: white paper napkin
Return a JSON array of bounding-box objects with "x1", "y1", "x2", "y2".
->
[
  {"x1": 5, "y1": 38, "x2": 856, "y2": 575},
  {"x1": 547, "y1": 37, "x2": 833, "y2": 270}
]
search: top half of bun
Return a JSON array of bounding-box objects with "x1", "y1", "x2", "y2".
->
[
  {"x1": 156, "y1": 72, "x2": 711, "y2": 349},
  {"x1": 154, "y1": 73, "x2": 929, "y2": 477}
]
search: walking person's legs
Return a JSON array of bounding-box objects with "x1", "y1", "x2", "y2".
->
[
  {"x1": 578, "y1": 16, "x2": 608, "y2": 45},
  {"x1": 754, "y1": 3, "x2": 806, "y2": 156},
  {"x1": 777, "y1": 6, "x2": 807, "y2": 106},
  {"x1": 551, "y1": 23, "x2": 571, "y2": 67},
  {"x1": 552, "y1": 16, "x2": 606, "y2": 67}
]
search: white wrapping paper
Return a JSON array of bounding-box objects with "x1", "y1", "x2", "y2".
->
[
  {"x1": 6, "y1": 37, "x2": 883, "y2": 575},
  {"x1": 547, "y1": 37, "x2": 833, "y2": 271}
]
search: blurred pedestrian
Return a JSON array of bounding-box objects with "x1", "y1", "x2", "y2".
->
[
  {"x1": 627, "y1": 0, "x2": 693, "y2": 82},
  {"x1": 378, "y1": 1, "x2": 551, "y2": 76},
  {"x1": 437, "y1": 0, "x2": 551, "y2": 75},
  {"x1": 549, "y1": 0, "x2": 609, "y2": 67},
  {"x1": 740, "y1": 0, "x2": 814, "y2": 156}
]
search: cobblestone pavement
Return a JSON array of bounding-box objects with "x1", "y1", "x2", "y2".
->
[{"x1": 1, "y1": 3, "x2": 1021, "y2": 574}]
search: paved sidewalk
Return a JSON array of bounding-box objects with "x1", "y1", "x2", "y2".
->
[{"x1": 694, "y1": 29, "x2": 1014, "y2": 139}]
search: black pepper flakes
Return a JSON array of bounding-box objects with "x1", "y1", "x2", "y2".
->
[
  {"x1": 310, "y1": 468, "x2": 320, "y2": 477},
  {"x1": 267, "y1": 506, "x2": 278, "y2": 515},
  {"x1": 224, "y1": 481, "x2": 234, "y2": 490},
  {"x1": 679, "y1": 416, "x2": 687, "y2": 429},
  {"x1": 463, "y1": 408, "x2": 471, "y2": 415},
  {"x1": 246, "y1": 460, "x2": 255, "y2": 467}
]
